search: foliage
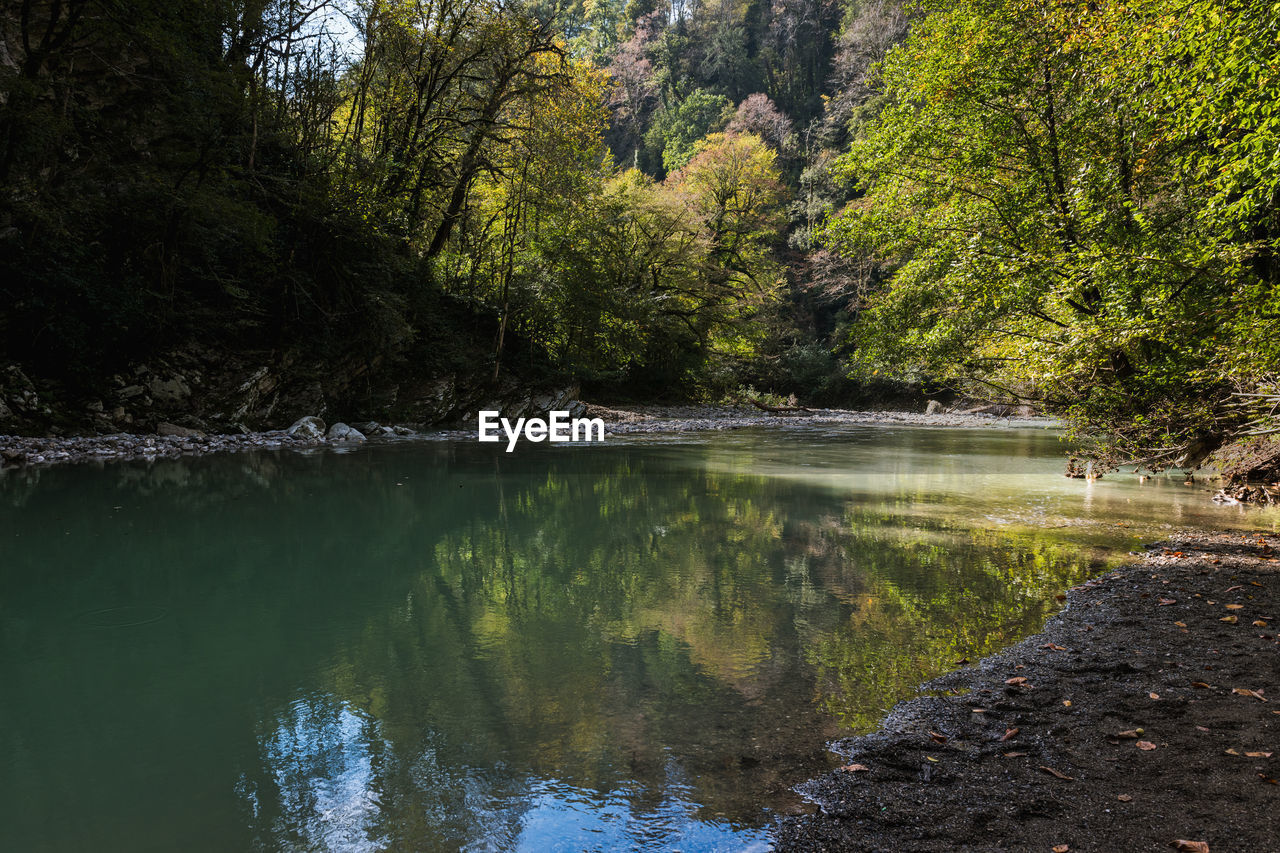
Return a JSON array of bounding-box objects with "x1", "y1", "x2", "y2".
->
[{"x1": 824, "y1": 0, "x2": 1280, "y2": 463}]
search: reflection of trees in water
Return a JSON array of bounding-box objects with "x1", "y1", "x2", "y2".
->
[
  {"x1": 0, "y1": 442, "x2": 1105, "y2": 850},
  {"x1": 243, "y1": 448, "x2": 1102, "y2": 848}
]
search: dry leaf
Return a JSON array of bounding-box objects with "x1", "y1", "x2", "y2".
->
[
  {"x1": 1225, "y1": 585, "x2": 1244, "y2": 592},
  {"x1": 1192, "y1": 681, "x2": 1212, "y2": 689},
  {"x1": 1001, "y1": 727, "x2": 1019, "y2": 742},
  {"x1": 1196, "y1": 726, "x2": 1210, "y2": 732},
  {"x1": 1158, "y1": 598, "x2": 1177, "y2": 606},
  {"x1": 971, "y1": 707, "x2": 988, "y2": 713},
  {"x1": 1039, "y1": 765, "x2": 1074, "y2": 780},
  {"x1": 1006, "y1": 676, "x2": 1029, "y2": 686},
  {"x1": 1225, "y1": 603, "x2": 1244, "y2": 610},
  {"x1": 1220, "y1": 615, "x2": 1238, "y2": 624},
  {"x1": 929, "y1": 731, "x2": 948, "y2": 744},
  {"x1": 1117, "y1": 729, "x2": 1143, "y2": 738},
  {"x1": 1261, "y1": 774, "x2": 1279, "y2": 785},
  {"x1": 1002, "y1": 751, "x2": 1028, "y2": 758},
  {"x1": 1244, "y1": 751, "x2": 1273, "y2": 758},
  {"x1": 1063, "y1": 700, "x2": 1072, "y2": 707},
  {"x1": 1233, "y1": 688, "x2": 1267, "y2": 701},
  {"x1": 1174, "y1": 621, "x2": 1188, "y2": 627},
  {"x1": 1117, "y1": 793, "x2": 1133, "y2": 802},
  {"x1": 1052, "y1": 845, "x2": 1069, "y2": 853},
  {"x1": 1040, "y1": 642, "x2": 1068, "y2": 651},
  {"x1": 1225, "y1": 748, "x2": 1240, "y2": 756},
  {"x1": 1173, "y1": 842, "x2": 1209, "y2": 853},
  {"x1": 1253, "y1": 620, "x2": 1268, "y2": 627},
  {"x1": 1149, "y1": 692, "x2": 1160, "y2": 700},
  {"x1": 839, "y1": 763, "x2": 869, "y2": 772},
  {"x1": 1136, "y1": 741, "x2": 1158, "y2": 750}
]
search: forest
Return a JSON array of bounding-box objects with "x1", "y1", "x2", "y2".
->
[{"x1": 2, "y1": 0, "x2": 1278, "y2": 465}]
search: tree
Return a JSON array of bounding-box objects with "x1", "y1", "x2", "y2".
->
[{"x1": 823, "y1": 0, "x2": 1280, "y2": 465}]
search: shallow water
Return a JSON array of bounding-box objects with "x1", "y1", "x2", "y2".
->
[{"x1": 1, "y1": 425, "x2": 1275, "y2": 851}]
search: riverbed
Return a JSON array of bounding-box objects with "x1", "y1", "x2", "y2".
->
[{"x1": 1, "y1": 424, "x2": 1276, "y2": 851}]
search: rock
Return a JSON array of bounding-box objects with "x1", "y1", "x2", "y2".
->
[
  {"x1": 326, "y1": 422, "x2": 366, "y2": 442},
  {"x1": 157, "y1": 422, "x2": 205, "y2": 438},
  {"x1": 925, "y1": 399, "x2": 944, "y2": 415},
  {"x1": 351, "y1": 422, "x2": 381, "y2": 434},
  {"x1": 391, "y1": 425, "x2": 416, "y2": 436},
  {"x1": 0, "y1": 399, "x2": 11, "y2": 420},
  {"x1": 287, "y1": 415, "x2": 326, "y2": 440},
  {"x1": 148, "y1": 376, "x2": 191, "y2": 406}
]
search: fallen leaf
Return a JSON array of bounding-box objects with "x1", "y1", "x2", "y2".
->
[
  {"x1": 1220, "y1": 615, "x2": 1238, "y2": 624},
  {"x1": 1136, "y1": 741, "x2": 1158, "y2": 750},
  {"x1": 1173, "y1": 842, "x2": 1209, "y2": 853},
  {"x1": 1149, "y1": 692, "x2": 1160, "y2": 700},
  {"x1": 1225, "y1": 585, "x2": 1244, "y2": 592},
  {"x1": 1192, "y1": 681, "x2": 1212, "y2": 689},
  {"x1": 1225, "y1": 748, "x2": 1240, "y2": 756},
  {"x1": 1225, "y1": 603, "x2": 1244, "y2": 610},
  {"x1": 1196, "y1": 726, "x2": 1210, "y2": 732},
  {"x1": 1117, "y1": 793, "x2": 1132, "y2": 802},
  {"x1": 929, "y1": 731, "x2": 948, "y2": 744},
  {"x1": 1117, "y1": 729, "x2": 1143, "y2": 738},
  {"x1": 1159, "y1": 598, "x2": 1177, "y2": 606},
  {"x1": 1063, "y1": 700, "x2": 1072, "y2": 707},
  {"x1": 1006, "y1": 676, "x2": 1029, "y2": 686},
  {"x1": 971, "y1": 708, "x2": 988, "y2": 713},
  {"x1": 1254, "y1": 620, "x2": 1269, "y2": 627},
  {"x1": 1039, "y1": 765, "x2": 1074, "y2": 780},
  {"x1": 1052, "y1": 845, "x2": 1069, "y2": 853},
  {"x1": 1233, "y1": 688, "x2": 1267, "y2": 701},
  {"x1": 1002, "y1": 751, "x2": 1028, "y2": 758},
  {"x1": 1174, "y1": 621, "x2": 1187, "y2": 627},
  {"x1": 1261, "y1": 774, "x2": 1279, "y2": 785},
  {"x1": 1001, "y1": 727, "x2": 1019, "y2": 742},
  {"x1": 839, "y1": 763, "x2": 869, "y2": 772},
  {"x1": 926, "y1": 756, "x2": 938, "y2": 762},
  {"x1": 1040, "y1": 642, "x2": 1068, "y2": 651},
  {"x1": 1245, "y1": 751, "x2": 1273, "y2": 758}
]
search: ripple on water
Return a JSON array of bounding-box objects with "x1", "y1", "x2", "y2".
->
[{"x1": 77, "y1": 604, "x2": 169, "y2": 628}]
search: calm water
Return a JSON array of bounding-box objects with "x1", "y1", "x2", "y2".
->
[{"x1": 2, "y1": 425, "x2": 1276, "y2": 852}]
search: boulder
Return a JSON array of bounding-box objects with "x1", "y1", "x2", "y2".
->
[
  {"x1": 287, "y1": 415, "x2": 326, "y2": 440},
  {"x1": 327, "y1": 422, "x2": 366, "y2": 442},
  {"x1": 925, "y1": 399, "x2": 944, "y2": 415},
  {"x1": 157, "y1": 422, "x2": 205, "y2": 438},
  {"x1": 148, "y1": 376, "x2": 191, "y2": 406}
]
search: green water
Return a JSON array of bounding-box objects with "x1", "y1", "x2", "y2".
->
[{"x1": 1, "y1": 425, "x2": 1276, "y2": 852}]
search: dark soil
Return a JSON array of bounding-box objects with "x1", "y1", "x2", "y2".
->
[{"x1": 776, "y1": 531, "x2": 1280, "y2": 853}]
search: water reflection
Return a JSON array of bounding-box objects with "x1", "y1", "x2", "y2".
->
[{"x1": 0, "y1": 426, "x2": 1275, "y2": 852}]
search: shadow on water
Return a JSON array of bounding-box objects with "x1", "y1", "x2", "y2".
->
[{"x1": 1, "y1": 426, "x2": 1276, "y2": 851}]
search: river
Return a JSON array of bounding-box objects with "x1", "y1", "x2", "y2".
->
[{"x1": 2, "y1": 424, "x2": 1275, "y2": 851}]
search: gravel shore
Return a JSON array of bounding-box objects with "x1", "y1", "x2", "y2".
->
[
  {"x1": 0, "y1": 404, "x2": 1058, "y2": 469},
  {"x1": 776, "y1": 530, "x2": 1280, "y2": 853}
]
